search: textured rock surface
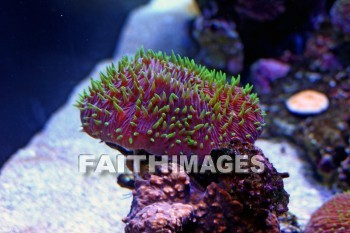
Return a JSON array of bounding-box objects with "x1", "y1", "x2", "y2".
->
[
  {"x1": 0, "y1": 0, "x2": 331, "y2": 232},
  {"x1": 256, "y1": 140, "x2": 332, "y2": 227},
  {"x1": 259, "y1": 22, "x2": 350, "y2": 189},
  {"x1": 124, "y1": 142, "x2": 289, "y2": 233}
]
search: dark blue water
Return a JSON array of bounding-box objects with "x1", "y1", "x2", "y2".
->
[{"x1": 0, "y1": 0, "x2": 148, "y2": 168}]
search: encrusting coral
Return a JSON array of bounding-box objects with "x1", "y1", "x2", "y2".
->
[
  {"x1": 77, "y1": 48, "x2": 264, "y2": 158},
  {"x1": 124, "y1": 139, "x2": 289, "y2": 233},
  {"x1": 304, "y1": 193, "x2": 350, "y2": 233}
]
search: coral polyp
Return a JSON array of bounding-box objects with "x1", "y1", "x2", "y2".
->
[
  {"x1": 76, "y1": 48, "x2": 264, "y2": 157},
  {"x1": 305, "y1": 193, "x2": 350, "y2": 233}
]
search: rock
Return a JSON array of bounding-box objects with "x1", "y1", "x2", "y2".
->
[
  {"x1": 0, "y1": 0, "x2": 197, "y2": 232},
  {"x1": 191, "y1": 16, "x2": 244, "y2": 74},
  {"x1": 251, "y1": 58, "x2": 290, "y2": 93},
  {"x1": 0, "y1": 0, "x2": 332, "y2": 232},
  {"x1": 116, "y1": 0, "x2": 199, "y2": 58},
  {"x1": 124, "y1": 138, "x2": 290, "y2": 233},
  {"x1": 255, "y1": 139, "x2": 332, "y2": 228}
]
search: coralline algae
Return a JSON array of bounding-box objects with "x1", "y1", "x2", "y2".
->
[{"x1": 124, "y1": 139, "x2": 289, "y2": 233}]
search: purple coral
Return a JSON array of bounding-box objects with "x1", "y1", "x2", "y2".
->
[
  {"x1": 250, "y1": 59, "x2": 290, "y2": 93},
  {"x1": 77, "y1": 49, "x2": 264, "y2": 158},
  {"x1": 75, "y1": 48, "x2": 291, "y2": 232}
]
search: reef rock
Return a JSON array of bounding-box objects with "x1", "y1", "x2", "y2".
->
[
  {"x1": 0, "y1": 0, "x2": 334, "y2": 232},
  {"x1": 260, "y1": 20, "x2": 350, "y2": 190},
  {"x1": 124, "y1": 139, "x2": 289, "y2": 233}
]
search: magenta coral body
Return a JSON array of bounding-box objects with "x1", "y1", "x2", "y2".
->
[
  {"x1": 77, "y1": 49, "x2": 264, "y2": 157},
  {"x1": 305, "y1": 193, "x2": 350, "y2": 233}
]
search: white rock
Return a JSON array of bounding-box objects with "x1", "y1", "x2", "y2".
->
[{"x1": 116, "y1": 0, "x2": 198, "y2": 57}]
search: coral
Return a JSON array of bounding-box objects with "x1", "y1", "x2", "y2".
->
[
  {"x1": 75, "y1": 49, "x2": 290, "y2": 232},
  {"x1": 77, "y1": 48, "x2": 264, "y2": 158},
  {"x1": 330, "y1": 0, "x2": 350, "y2": 35},
  {"x1": 285, "y1": 90, "x2": 329, "y2": 115},
  {"x1": 304, "y1": 193, "x2": 350, "y2": 233},
  {"x1": 259, "y1": 50, "x2": 350, "y2": 189},
  {"x1": 254, "y1": 12, "x2": 350, "y2": 189},
  {"x1": 124, "y1": 202, "x2": 193, "y2": 233},
  {"x1": 191, "y1": 16, "x2": 244, "y2": 74},
  {"x1": 250, "y1": 59, "x2": 290, "y2": 93},
  {"x1": 124, "y1": 139, "x2": 289, "y2": 233}
]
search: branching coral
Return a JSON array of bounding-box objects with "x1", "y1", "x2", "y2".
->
[
  {"x1": 124, "y1": 139, "x2": 289, "y2": 233},
  {"x1": 77, "y1": 48, "x2": 264, "y2": 158},
  {"x1": 305, "y1": 193, "x2": 350, "y2": 233}
]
